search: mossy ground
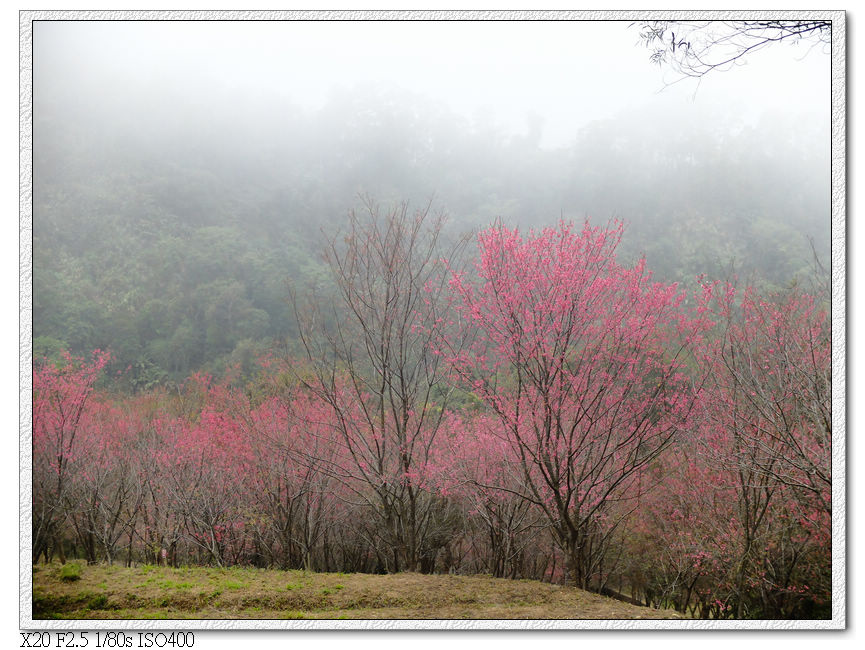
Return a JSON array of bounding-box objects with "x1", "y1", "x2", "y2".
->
[{"x1": 32, "y1": 562, "x2": 683, "y2": 620}]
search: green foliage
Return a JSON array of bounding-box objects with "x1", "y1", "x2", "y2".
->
[
  {"x1": 33, "y1": 336, "x2": 68, "y2": 365},
  {"x1": 58, "y1": 563, "x2": 83, "y2": 582},
  {"x1": 86, "y1": 593, "x2": 109, "y2": 609}
]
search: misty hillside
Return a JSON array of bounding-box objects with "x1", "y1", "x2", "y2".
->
[{"x1": 32, "y1": 21, "x2": 831, "y2": 387}]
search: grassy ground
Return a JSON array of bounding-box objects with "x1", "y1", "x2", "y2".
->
[{"x1": 32, "y1": 562, "x2": 684, "y2": 620}]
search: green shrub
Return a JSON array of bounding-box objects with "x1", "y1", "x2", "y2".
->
[
  {"x1": 87, "y1": 594, "x2": 109, "y2": 610},
  {"x1": 59, "y1": 563, "x2": 83, "y2": 582}
]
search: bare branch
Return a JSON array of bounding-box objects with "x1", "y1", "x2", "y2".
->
[{"x1": 634, "y1": 20, "x2": 831, "y2": 82}]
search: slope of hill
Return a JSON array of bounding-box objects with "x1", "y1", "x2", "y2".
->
[{"x1": 33, "y1": 563, "x2": 684, "y2": 620}]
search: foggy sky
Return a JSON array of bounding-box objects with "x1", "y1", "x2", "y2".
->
[{"x1": 34, "y1": 19, "x2": 830, "y2": 149}]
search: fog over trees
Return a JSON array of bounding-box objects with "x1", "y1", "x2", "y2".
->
[
  {"x1": 33, "y1": 19, "x2": 830, "y2": 385},
  {"x1": 30, "y1": 18, "x2": 834, "y2": 620}
]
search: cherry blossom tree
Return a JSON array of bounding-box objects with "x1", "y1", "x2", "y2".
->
[
  {"x1": 240, "y1": 384, "x2": 344, "y2": 571},
  {"x1": 69, "y1": 400, "x2": 146, "y2": 565},
  {"x1": 615, "y1": 283, "x2": 831, "y2": 618},
  {"x1": 697, "y1": 284, "x2": 831, "y2": 617},
  {"x1": 32, "y1": 350, "x2": 110, "y2": 563},
  {"x1": 709, "y1": 285, "x2": 830, "y2": 515},
  {"x1": 439, "y1": 411, "x2": 545, "y2": 579},
  {"x1": 445, "y1": 220, "x2": 712, "y2": 590}
]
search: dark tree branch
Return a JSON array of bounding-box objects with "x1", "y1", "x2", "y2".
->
[{"x1": 635, "y1": 20, "x2": 831, "y2": 82}]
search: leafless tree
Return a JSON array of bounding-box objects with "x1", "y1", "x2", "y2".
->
[{"x1": 292, "y1": 196, "x2": 470, "y2": 572}]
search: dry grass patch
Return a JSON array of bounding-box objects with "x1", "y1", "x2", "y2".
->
[{"x1": 33, "y1": 562, "x2": 683, "y2": 620}]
